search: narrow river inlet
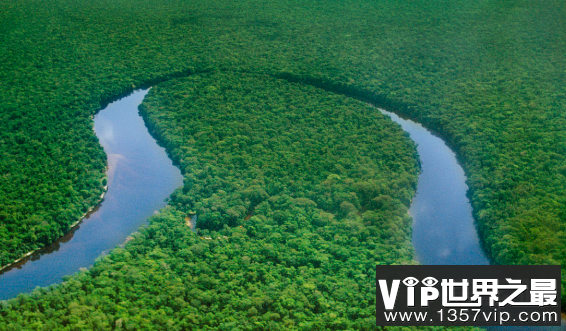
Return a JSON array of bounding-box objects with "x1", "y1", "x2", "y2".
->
[{"x1": 0, "y1": 89, "x2": 183, "y2": 300}]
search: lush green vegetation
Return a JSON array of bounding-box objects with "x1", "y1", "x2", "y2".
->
[
  {"x1": 0, "y1": 92, "x2": 107, "y2": 265},
  {"x1": 0, "y1": 0, "x2": 564, "y2": 324},
  {"x1": 141, "y1": 73, "x2": 419, "y2": 234},
  {"x1": 0, "y1": 73, "x2": 422, "y2": 329}
]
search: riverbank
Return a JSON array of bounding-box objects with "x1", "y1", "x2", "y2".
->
[
  {"x1": 0, "y1": 184, "x2": 108, "y2": 274},
  {"x1": 0, "y1": 89, "x2": 183, "y2": 301}
]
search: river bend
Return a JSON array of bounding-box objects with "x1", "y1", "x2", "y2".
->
[
  {"x1": 377, "y1": 108, "x2": 564, "y2": 330},
  {"x1": 0, "y1": 88, "x2": 562, "y2": 329},
  {"x1": 0, "y1": 89, "x2": 183, "y2": 300}
]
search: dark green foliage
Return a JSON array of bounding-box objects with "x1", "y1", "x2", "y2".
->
[
  {"x1": 140, "y1": 73, "x2": 419, "y2": 234},
  {"x1": 0, "y1": 210, "x2": 476, "y2": 330},
  {"x1": 0, "y1": 74, "x2": 421, "y2": 329},
  {"x1": 0, "y1": 102, "x2": 107, "y2": 265},
  {"x1": 0, "y1": 0, "x2": 565, "y2": 321}
]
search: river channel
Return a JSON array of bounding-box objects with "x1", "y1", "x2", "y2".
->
[
  {"x1": 377, "y1": 108, "x2": 490, "y2": 266},
  {"x1": 0, "y1": 89, "x2": 561, "y2": 329},
  {"x1": 0, "y1": 89, "x2": 183, "y2": 300},
  {"x1": 377, "y1": 108, "x2": 564, "y2": 330}
]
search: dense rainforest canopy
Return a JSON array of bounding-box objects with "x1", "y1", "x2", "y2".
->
[
  {"x1": 0, "y1": 0, "x2": 565, "y2": 327},
  {"x1": 1, "y1": 72, "x2": 423, "y2": 329}
]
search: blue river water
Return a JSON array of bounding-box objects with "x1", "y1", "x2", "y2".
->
[
  {"x1": 377, "y1": 108, "x2": 490, "y2": 266},
  {"x1": 0, "y1": 89, "x2": 183, "y2": 300},
  {"x1": 0, "y1": 90, "x2": 561, "y2": 328},
  {"x1": 377, "y1": 108, "x2": 564, "y2": 330}
]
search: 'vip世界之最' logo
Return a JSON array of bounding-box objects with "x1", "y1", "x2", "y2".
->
[{"x1": 376, "y1": 265, "x2": 560, "y2": 326}]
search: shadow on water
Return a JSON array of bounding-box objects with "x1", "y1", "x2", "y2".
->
[{"x1": 0, "y1": 89, "x2": 184, "y2": 301}]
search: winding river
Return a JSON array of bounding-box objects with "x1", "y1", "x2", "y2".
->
[
  {"x1": 0, "y1": 89, "x2": 183, "y2": 300},
  {"x1": 377, "y1": 108, "x2": 564, "y2": 330},
  {"x1": 0, "y1": 88, "x2": 562, "y2": 329},
  {"x1": 377, "y1": 109, "x2": 490, "y2": 266}
]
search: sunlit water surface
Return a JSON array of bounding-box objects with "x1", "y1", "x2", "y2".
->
[
  {"x1": 377, "y1": 108, "x2": 564, "y2": 330},
  {"x1": 0, "y1": 91, "x2": 561, "y2": 329},
  {"x1": 0, "y1": 89, "x2": 183, "y2": 300}
]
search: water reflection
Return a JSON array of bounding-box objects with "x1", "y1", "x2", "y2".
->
[
  {"x1": 0, "y1": 89, "x2": 184, "y2": 300},
  {"x1": 377, "y1": 107, "x2": 564, "y2": 329},
  {"x1": 378, "y1": 108, "x2": 489, "y2": 266}
]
